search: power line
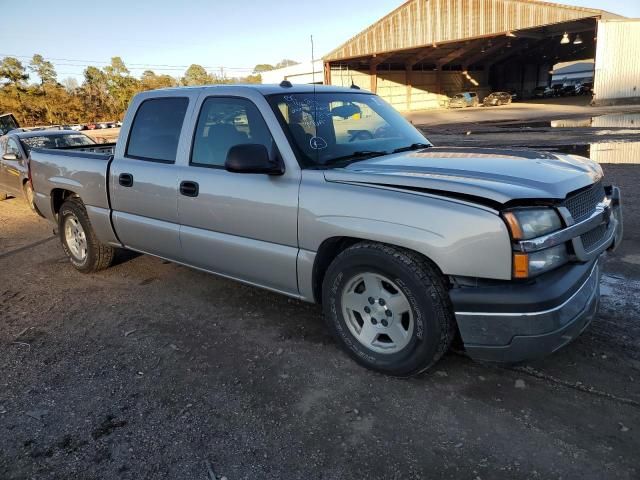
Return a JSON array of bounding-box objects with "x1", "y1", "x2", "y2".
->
[{"x1": 0, "y1": 53, "x2": 256, "y2": 72}]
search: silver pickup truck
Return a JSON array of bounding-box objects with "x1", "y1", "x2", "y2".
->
[{"x1": 29, "y1": 84, "x2": 623, "y2": 376}]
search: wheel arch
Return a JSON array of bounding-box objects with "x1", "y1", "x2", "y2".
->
[
  {"x1": 311, "y1": 236, "x2": 447, "y2": 304},
  {"x1": 51, "y1": 188, "x2": 81, "y2": 217}
]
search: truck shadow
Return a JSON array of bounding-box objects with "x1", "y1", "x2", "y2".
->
[{"x1": 112, "y1": 248, "x2": 142, "y2": 267}]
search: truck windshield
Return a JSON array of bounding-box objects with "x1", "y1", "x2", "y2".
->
[
  {"x1": 20, "y1": 133, "x2": 96, "y2": 152},
  {"x1": 267, "y1": 92, "x2": 430, "y2": 168}
]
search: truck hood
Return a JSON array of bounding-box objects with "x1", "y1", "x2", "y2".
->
[{"x1": 323, "y1": 147, "x2": 603, "y2": 205}]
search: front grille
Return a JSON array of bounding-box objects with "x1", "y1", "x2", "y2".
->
[
  {"x1": 564, "y1": 181, "x2": 606, "y2": 222},
  {"x1": 581, "y1": 224, "x2": 607, "y2": 251}
]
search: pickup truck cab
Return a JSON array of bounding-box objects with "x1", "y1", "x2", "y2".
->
[{"x1": 29, "y1": 85, "x2": 623, "y2": 376}]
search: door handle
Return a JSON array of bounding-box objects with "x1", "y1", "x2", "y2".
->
[
  {"x1": 119, "y1": 173, "x2": 134, "y2": 187},
  {"x1": 180, "y1": 180, "x2": 199, "y2": 197}
]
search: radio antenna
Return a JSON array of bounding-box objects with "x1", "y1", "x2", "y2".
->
[
  {"x1": 311, "y1": 34, "x2": 316, "y2": 84},
  {"x1": 311, "y1": 34, "x2": 319, "y2": 164}
]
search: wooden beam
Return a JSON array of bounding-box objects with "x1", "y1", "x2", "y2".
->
[
  {"x1": 482, "y1": 41, "x2": 532, "y2": 67},
  {"x1": 370, "y1": 53, "x2": 395, "y2": 67},
  {"x1": 405, "y1": 64, "x2": 412, "y2": 110},
  {"x1": 370, "y1": 63, "x2": 378, "y2": 93},
  {"x1": 461, "y1": 38, "x2": 510, "y2": 68},
  {"x1": 404, "y1": 45, "x2": 439, "y2": 67},
  {"x1": 323, "y1": 62, "x2": 331, "y2": 85},
  {"x1": 435, "y1": 45, "x2": 477, "y2": 67}
]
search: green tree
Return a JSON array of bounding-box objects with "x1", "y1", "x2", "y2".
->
[
  {"x1": 253, "y1": 63, "x2": 275, "y2": 74},
  {"x1": 103, "y1": 57, "x2": 140, "y2": 118},
  {"x1": 29, "y1": 54, "x2": 57, "y2": 86},
  {"x1": 182, "y1": 64, "x2": 213, "y2": 86},
  {"x1": 82, "y1": 66, "x2": 110, "y2": 121},
  {"x1": 0, "y1": 57, "x2": 29, "y2": 86},
  {"x1": 29, "y1": 54, "x2": 58, "y2": 124},
  {"x1": 275, "y1": 59, "x2": 299, "y2": 69},
  {"x1": 140, "y1": 70, "x2": 178, "y2": 90}
]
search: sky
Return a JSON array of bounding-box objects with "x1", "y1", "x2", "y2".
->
[{"x1": 1, "y1": 0, "x2": 639, "y2": 83}]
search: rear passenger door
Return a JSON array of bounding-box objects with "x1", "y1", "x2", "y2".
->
[
  {"x1": 175, "y1": 94, "x2": 301, "y2": 295},
  {"x1": 110, "y1": 93, "x2": 196, "y2": 261}
]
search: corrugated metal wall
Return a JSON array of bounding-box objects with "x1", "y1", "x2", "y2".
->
[
  {"x1": 590, "y1": 142, "x2": 640, "y2": 164},
  {"x1": 594, "y1": 20, "x2": 640, "y2": 104},
  {"x1": 325, "y1": 0, "x2": 602, "y2": 61}
]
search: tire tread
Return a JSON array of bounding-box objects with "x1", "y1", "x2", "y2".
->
[{"x1": 59, "y1": 197, "x2": 115, "y2": 273}]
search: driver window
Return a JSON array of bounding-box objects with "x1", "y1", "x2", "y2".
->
[
  {"x1": 191, "y1": 97, "x2": 275, "y2": 168},
  {"x1": 329, "y1": 101, "x2": 392, "y2": 145}
]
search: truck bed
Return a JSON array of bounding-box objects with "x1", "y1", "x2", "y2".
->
[
  {"x1": 29, "y1": 146, "x2": 114, "y2": 217},
  {"x1": 57, "y1": 142, "x2": 116, "y2": 155}
]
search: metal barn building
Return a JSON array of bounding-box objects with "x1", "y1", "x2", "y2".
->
[{"x1": 322, "y1": 0, "x2": 640, "y2": 110}]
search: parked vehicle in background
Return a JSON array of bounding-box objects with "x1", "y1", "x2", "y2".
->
[
  {"x1": 449, "y1": 92, "x2": 479, "y2": 108},
  {"x1": 0, "y1": 130, "x2": 99, "y2": 212},
  {"x1": 482, "y1": 92, "x2": 512, "y2": 107},
  {"x1": 532, "y1": 86, "x2": 553, "y2": 98},
  {"x1": 0, "y1": 113, "x2": 20, "y2": 135},
  {"x1": 551, "y1": 84, "x2": 564, "y2": 97},
  {"x1": 28, "y1": 84, "x2": 623, "y2": 376},
  {"x1": 576, "y1": 82, "x2": 593, "y2": 96},
  {"x1": 562, "y1": 85, "x2": 578, "y2": 96},
  {"x1": 70, "y1": 124, "x2": 86, "y2": 131}
]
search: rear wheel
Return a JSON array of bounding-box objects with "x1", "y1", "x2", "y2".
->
[
  {"x1": 58, "y1": 197, "x2": 115, "y2": 273},
  {"x1": 22, "y1": 182, "x2": 37, "y2": 213},
  {"x1": 322, "y1": 242, "x2": 456, "y2": 377}
]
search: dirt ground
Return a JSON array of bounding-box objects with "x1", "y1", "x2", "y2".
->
[{"x1": 1, "y1": 104, "x2": 640, "y2": 479}]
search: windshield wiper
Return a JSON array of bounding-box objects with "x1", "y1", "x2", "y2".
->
[
  {"x1": 392, "y1": 143, "x2": 432, "y2": 154},
  {"x1": 324, "y1": 150, "x2": 389, "y2": 166}
]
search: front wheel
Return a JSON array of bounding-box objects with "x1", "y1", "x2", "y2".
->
[
  {"x1": 322, "y1": 242, "x2": 456, "y2": 377},
  {"x1": 58, "y1": 197, "x2": 115, "y2": 273}
]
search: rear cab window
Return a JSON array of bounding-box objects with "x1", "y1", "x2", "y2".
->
[{"x1": 125, "y1": 97, "x2": 189, "y2": 163}]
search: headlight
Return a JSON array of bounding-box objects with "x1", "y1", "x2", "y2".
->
[
  {"x1": 503, "y1": 208, "x2": 563, "y2": 240},
  {"x1": 504, "y1": 208, "x2": 568, "y2": 278},
  {"x1": 514, "y1": 244, "x2": 569, "y2": 278}
]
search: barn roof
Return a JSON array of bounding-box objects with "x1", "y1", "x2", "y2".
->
[{"x1": 324, "y1": 0, "x2": 622, "y2": 62}]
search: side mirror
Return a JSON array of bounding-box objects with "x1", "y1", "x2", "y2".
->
[
  {"x1": 225, "y1": 144, "x2": 284, "y2": 175},
  {"x1": 2, "y1": 153, "x2": 17, "y2": 161}
]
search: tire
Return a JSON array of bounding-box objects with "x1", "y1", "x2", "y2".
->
[
  {"x1": 322, "y1": 242, "x2": 456, "y2": 377},
  {"x1": 58, "y1": 197, "x2": 115, "y2": 273},
  {"x1": 22, "y1": 182, "x2": 38, "y2": 214}
]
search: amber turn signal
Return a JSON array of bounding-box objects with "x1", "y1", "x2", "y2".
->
[
  {"x1": 513, "y1": 253, "x2": 529, "y2": 279},
  {"x1": 503, "y1": 212, "x2": 524, "y2": 240}
]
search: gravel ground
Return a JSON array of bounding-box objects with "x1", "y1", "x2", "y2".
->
[{"x1": 1, "y1": 116, "x2": 639, "y2": 479}]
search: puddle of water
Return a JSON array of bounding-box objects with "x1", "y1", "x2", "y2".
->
[
  {"x1": 501, "y1": 113, "x2": 640, "y2": 130},
  {"x1": 526, "y1": 141, "x2": 640, "y2": 164}
]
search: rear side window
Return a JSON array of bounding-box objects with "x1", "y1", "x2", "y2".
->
[{"x1": 126, "y1": 97, "x2": 188, "y2": 163}]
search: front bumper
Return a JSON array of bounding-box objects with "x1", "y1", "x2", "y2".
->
[
  {"x1": 452, "y1": 259, "x2": 601, "y2": 363},
  {"x1": 450, "y1": 185, "x2": 623, "y2": 364}
]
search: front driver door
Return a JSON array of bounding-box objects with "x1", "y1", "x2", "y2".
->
[{"x1": 175, "y1": 94, "x2": 300, "y2": 295}]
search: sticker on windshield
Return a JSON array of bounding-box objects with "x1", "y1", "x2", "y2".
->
[{"x1": 310, "y1": 136, "x2": 328, "y2": 150}]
